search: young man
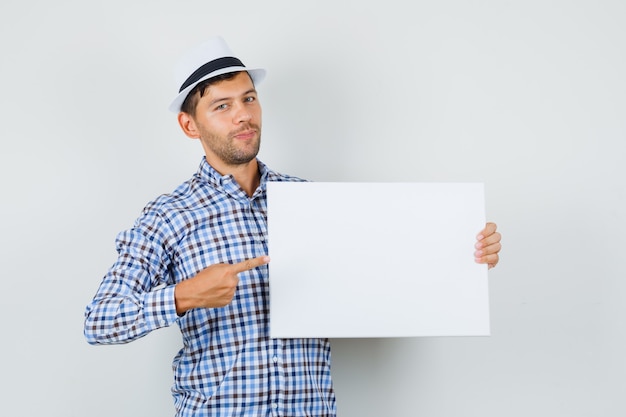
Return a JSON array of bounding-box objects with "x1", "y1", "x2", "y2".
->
[{"x1": 84, "y1": 37, "x2": 502, "y2": 417}]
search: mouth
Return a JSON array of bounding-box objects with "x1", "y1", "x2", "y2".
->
[{"x1": 232, "y1": 128, "x2": 257, "y2": 141}]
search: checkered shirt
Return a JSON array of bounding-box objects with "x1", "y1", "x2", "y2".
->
[{"x1": 84, "y1": 158, "x2": 336, "y2": 417}]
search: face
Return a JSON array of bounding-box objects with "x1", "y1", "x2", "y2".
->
[{"x1": 187, "y1": 72, "x2": 262, "y2": 168}]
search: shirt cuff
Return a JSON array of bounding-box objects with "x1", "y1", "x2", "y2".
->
[{"x1": 142, "y1": 285, "x2": 180, "y2": 329}]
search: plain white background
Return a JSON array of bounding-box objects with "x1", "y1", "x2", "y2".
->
[{"x1": 1, "y1": 1, "x2": 624, "y2": 416}]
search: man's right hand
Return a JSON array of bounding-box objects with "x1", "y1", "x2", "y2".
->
[{"x1": 174, "y1": 256, "x2": 270, "y2": 315}]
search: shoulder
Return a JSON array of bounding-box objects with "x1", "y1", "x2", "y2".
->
[
  {"x1": 267, "y1": 171, "x2": 308, "y2": 183},
  {"x1": 260, "y1": 161, "x2": 308, "y2": 183},
  {"x1": 136, "y1": 174, "x2": 221, "y2": 235}
]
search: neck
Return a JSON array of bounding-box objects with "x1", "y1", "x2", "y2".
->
[{"x1": 206, "y1": 155, "x2": 260, "y2": 197}]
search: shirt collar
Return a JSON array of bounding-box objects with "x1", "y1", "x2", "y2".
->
[{"x1": 196, "y1": 157, "x2": 270, "y2": 199}]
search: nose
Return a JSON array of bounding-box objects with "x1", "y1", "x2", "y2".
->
[{"x1": 234, "y1": 104, "x2": 252, "y2": 123}]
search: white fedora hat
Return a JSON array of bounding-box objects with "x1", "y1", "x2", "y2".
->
[{"x1": 169, "y1": 36, "x2": 266, "y2": 112}]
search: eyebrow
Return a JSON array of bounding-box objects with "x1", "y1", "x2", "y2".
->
[{"x1": 208, "y1": 88, "x2": 257, "y2": 107}]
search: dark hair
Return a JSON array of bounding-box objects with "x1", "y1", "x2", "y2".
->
[{"x1": 180, "y1": 71, "x2": 253, "y2": 115}]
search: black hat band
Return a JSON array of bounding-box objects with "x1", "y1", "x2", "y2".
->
[{"x1": 179, "y1": 56, "x2": 245, "y2": 93}]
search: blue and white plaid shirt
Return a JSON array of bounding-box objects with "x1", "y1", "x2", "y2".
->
[{"x1": 84, "y1": 158, "x2": 336, "y2": 417}]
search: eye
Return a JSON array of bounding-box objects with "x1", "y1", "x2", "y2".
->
[
  {"x1": 216, "y1": 103, "x2": 229, "y2": 111},
  {"x1": 244, "y1": 96, "x2": 256, "y2": 103}
]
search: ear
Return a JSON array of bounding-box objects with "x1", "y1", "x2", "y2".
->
[{"x1": 177, "y1": 112, "x2": 200, "y2": 139}]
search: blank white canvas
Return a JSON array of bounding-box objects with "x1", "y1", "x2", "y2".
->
[{"x1": 267, "y1": 182, "x2": 489, "y2": 338}]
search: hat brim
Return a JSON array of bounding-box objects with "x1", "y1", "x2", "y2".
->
[{"x1": 168, "y1": 67, "x2": 266, "y2": 113}]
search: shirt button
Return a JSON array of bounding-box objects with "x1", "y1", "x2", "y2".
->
[
  {"x1": 273, "y1": 356, "x2": 278, "y2": 363},
  {"x1": 272, "y1": 403, "x2": 278, "y2": 410}
]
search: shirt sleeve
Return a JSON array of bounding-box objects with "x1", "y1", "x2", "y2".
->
[{"x1": 84, "y1": 207, "x2": 180, "y2": 345}]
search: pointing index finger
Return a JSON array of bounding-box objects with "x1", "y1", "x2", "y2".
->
[{"x1": 231, "y1": 256, "x2": 271, "y2": 274}]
